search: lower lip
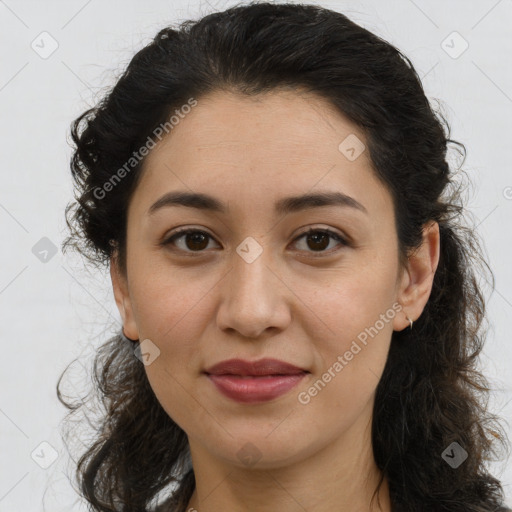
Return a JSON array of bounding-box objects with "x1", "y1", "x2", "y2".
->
[{"x1": 206, "y1": 373, "x2": 307, "y2": 403}]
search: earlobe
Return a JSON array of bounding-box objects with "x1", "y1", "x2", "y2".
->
[
  {"x1": 110, "y1": 254, "x2": 139, "y2": 340},
  {"x1": 393, "y1": 221, "x2": 440, "y2": 332}
]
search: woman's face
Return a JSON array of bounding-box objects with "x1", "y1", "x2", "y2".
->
[{"x1": 112, "y1": 88, "x2": 437, "y2": 470}]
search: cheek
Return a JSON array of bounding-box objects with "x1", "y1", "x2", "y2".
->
[
  {"x1": 135, "y1": 281, "x2": 211, "y2": 426},
  {"x1": 302, "y1": 257, "x2": 398, "y2": 344},
  {"x1": 129, "y1": 259, "x2": 216, "y2": 341},
  {"x1": 129, "y1": 274, "x2": 211, "y2": 423},
  {"x1": 299, "y1": 259, "x2": 397, "y2": 404},
  {"x1": 295, "y1": 311, "x2": 393, "y2": 434},
  {"x1": 143, "y1": 359, "x2": 202, "y2": 433}
]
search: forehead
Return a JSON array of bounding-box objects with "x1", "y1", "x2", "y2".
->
[
  {"x1": 129, "y1": 88, "x2": 392, "y2": 223},
  {"x1": 151, "y1": 88, "x2": 368, "y2": 165}
]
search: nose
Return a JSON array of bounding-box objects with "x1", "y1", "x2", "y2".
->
[{"x1": 215, "y1": 245, "x2": 292, "y2": 339}]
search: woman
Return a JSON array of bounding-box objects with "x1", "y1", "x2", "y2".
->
[{"x1": 58, "y1": 2, "x2": 511, "y2": 511}]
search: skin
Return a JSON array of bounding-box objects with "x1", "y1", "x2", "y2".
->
[{"x1": 111, "y1": 88, "x2": 440, "y2": 512}]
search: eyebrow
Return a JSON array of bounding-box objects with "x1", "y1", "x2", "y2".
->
[{"x1": 147, "y1": 190, "x2": 368, "y2": 216}]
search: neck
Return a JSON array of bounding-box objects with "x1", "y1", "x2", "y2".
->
[{"x1": 185, "y1": 411, "x2": 392, "y2": 512}]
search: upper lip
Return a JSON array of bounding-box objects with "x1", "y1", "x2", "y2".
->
[{"x1": 204, "y1": 358, "x2": 308, "y2": 376}]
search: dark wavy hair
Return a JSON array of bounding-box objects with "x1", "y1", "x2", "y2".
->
[{"x1": 58, "y1": 2, "x2": 510, "y2": 511}]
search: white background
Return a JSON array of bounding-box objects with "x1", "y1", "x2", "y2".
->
[{"x1": 0, "y1": 0, "x2": 511, "y2": 510}]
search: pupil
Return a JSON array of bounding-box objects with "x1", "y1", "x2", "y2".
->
[
  {"x1": 308, "y1": 232, "x2": 328, "y2": 251},
  {"x1": 187, "y1": 233, "x2": 208, "y2": 250}
]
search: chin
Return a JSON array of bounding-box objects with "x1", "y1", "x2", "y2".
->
[{"x1": 206, "y1": 430, "x2": 323, "y2": 471}]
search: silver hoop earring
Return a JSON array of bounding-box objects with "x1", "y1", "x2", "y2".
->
[{"x1": 406, "y1": 316, "x2": 414, "y2": 330}]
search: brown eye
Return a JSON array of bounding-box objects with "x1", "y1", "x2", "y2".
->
[
  {"x1": 163, "y1": 229, "x2": 218, "y2": 252},
  {"x1": 292, "y1": 228, "x2": 348, "y2": 255},
  {"x1": 162, "y1": 227, "x2": 348, "y2": 256}
]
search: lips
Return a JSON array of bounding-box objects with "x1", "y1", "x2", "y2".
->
[
  {"x1": 204, "y1": 358, "x2": 307, "y2": 376},
  {"x1": 203, "y1": 358, "x2": 309, "y2": 404}
]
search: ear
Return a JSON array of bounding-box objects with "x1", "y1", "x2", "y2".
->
[
  {"x1": 393, "y1": 221, "x2": 440, "y2": 331},
  {"x1": 110, "y1": 252, "x2": 139, "y2": 340}
]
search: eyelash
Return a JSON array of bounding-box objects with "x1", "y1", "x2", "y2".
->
[{"x1": 161, "y1": 226, "x2": 350, "y2": 257}]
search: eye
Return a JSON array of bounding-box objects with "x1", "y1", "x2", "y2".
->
[
  {"x1": 293, "y1": 227, "x2": 349, "y2": 256},
  {"x1": 161, "y1": 227, "x2": 349, "y2": 256},
  {"x1": 162, "y1": 228, "x2": 220, "y2": 254}
]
